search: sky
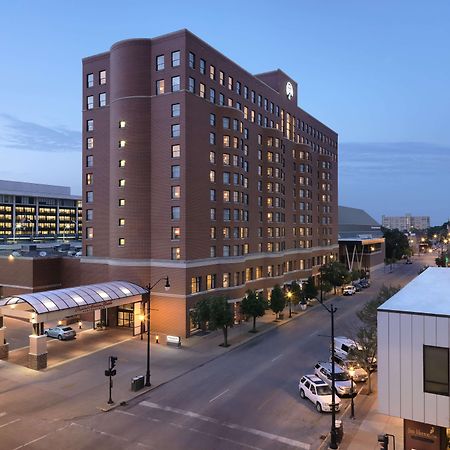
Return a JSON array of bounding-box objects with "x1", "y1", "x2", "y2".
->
[{"x1": 1, "y1": 0, "x2": 449, "y2": 224}]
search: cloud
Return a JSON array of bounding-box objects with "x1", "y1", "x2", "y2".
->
[
  {"x1": 339, "y1": 141, "x2": 450, "y2": 225},
  {"x1": 0, "y1": 113, "x2": 81, "y2": 153}
]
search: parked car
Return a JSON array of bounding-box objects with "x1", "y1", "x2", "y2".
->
[
  {"x1": 314, "y1": 362, "x2": 353, "y2": 397},
  {"x1": 44, "y1": 326, "x2": 76, "y2": 340},
  {"x1": 359, "y1": 279, "x2": 370, "y2": 288},
  {"x1": 405, "y1": 259, "x2": 413, "y2": 264},
  {"x1": 334, "y1": 336, "x2": 377, "y2": 370},
  {"x1": 352, "y1": 282, "x2": 363, "y2": 292},
  {"x1": 330, "y1": 354, "x2": 368, "y2": 382},
  {"x1": 298, "y1": 374, "x2": 341, "y2": 413},
  {"x1": 342, "y1": 285, "x2": 356, "y2": 296}
]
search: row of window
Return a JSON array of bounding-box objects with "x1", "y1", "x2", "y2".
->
[{"x1": 86, "y1": 70, "x2": 107, "y2": 88}]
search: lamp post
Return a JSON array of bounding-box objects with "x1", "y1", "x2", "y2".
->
[
  {"x1": 286, "y1": 291, "x2": 293, "y2": 318},
  {"x1": 318, "y1": 264, "x2": 338, "y2": 449},
  {"x1": 349, "y1": 366, "x2": 355, "y2": 419},
  {"x1": 144, "y1": 276, "x2": 170, "y2": 387}
]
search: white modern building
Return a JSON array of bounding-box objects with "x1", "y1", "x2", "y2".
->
[
  {"x1": 381, "y1": 213, "x2": 430, "y2": 231},
  {"x1": 378, "y1": 267, "x2": 450, "y2": 449}
]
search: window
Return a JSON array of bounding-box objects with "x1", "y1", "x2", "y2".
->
[
  {"x1": 228, "y1": 76, "x2": 233, "y2": 90},
  {"x1": 86, "y1": 209, "x2": 93, "y2": 221},
  {"x1": 222, "y1": 273, "x2": 230, "y2": 288},
  {"x1": 171, "y1": 144, "x2": 180, "y2": 158},
  {"x1": 86, "y1": 173, "x2": 93, "y2": 185},
  {"x1": 86, "y1": 191, "x2": 93, "y2": 203},
  {"x1": 222, "y1": 117, "x2": 230, "y2": 129},
  {"x1": 156, "y1": 79, "x2": 165, "y2": 95},
  {"x1": 118, "y1": 159, "x2": 126, "y2": 168},
  {"x1": 171, "y1": 186, "x2": 181, "y2": 199},
  {"x1": 210, "y1": 246, "x2": 216, "y2": 258},
  {"x1": 210, "y1": 208, "x2": 216, "y2": 220},
  {"x1": 209, "y1": 113, "x2": 216, "y2": 126},
  {"x1": 209, "y1": 170, "x2": 216, "y2": 182},
  {"x1": 99, "y1": 70, "x2": 106, "y2": 85},
  {"x1": 210, "y1": 226, "x2": 216, "y2": 239},
  {"x1": 188, "y1": 77, "x2": 195, "y2": 93},
  {"x1": 188, "y1": 51, "x2": 195, "y2": 69},
  {"x1": 156, "y1": 54, "x2": 164, "y2": 71},
  {"x1": 86, "y1": 227, "x2": 94, "y2": 239},
  {"x1": 223, "y1": 209, "x2": 231, "y2": 221},
  {"x1": 424, "y1": 345, "x2": 449, "y2": 395},
  {"x1": 171, "y1": 50, "x2": 180, "y2": 67},
  {"x1": 210, "y1": 65, "x2": 215, "y2": 80},
  {"x1": 219, "y1": 71, "x2": 225, "y2": 86},
  {"x1": 171, "y1": 124, "x2": 180, "y2": 138},
  {"x1": 191, "y1": 276, "x2": 202, "y2": 293},
  {"x1": 219, "y1": 93, "x2": 224, "y2": 105},
  {"x1": 223, "y1": 245, "x2": 230, "y2": 257},
  {"x1": 209, "y1": 88, "x2": 216, "y2": 103},
  {"x1": 210, "y1": 189, "x2": 216, "y2": 201},
  {"x1": 171, "y1": 76, "x2": 181, "y2": 92},
  {"x1": 223, "y1": 153, "x2": 230, "y2": 165},
  {"x1": 209, "y1": 132, "x2": 216, "y2": 145},
  {"x1": 119, "y1": 140, "x2": 126, "y2": 148},
  {"x1": 171, "y1": 206, "x2": 180, "y2": 220},
  {"x1": 99, "y1": 93, "x2": 106, "y2": 107},
  {"x1": 171, "y1": 227, "x2": 180, "y2": 239},
  {"x1": 86, "y1": 245, "x2": 93, "y2": 256},
  {"x1": 199, "y1": 83, "x2": 205, "y2": 98},
  {"x1": 171, "y1": 247, "x2": 181, "y2": 260},
  {"x1": 223, "y1": 172, "x2": 230, "y2": 184},
  {"x1": 118, "y1": 238, "x2": 125, "y2": 247},
  {"x1": 86, "y1": 155, "x2": 93, "y2": 167},
  {"x1": 87, "y1": 137, "x2": 94, "y2": 149},
  {"x1": 87, "y1": 119, "x2": 94, "y2": 131},
  {"x1": 206, "y1": 274, "x2": 216, "y2": 290},
  {"x1": 200, "y1": 58, "x2": 206, "y2": 74},
  {"x1": 119, "y1": 120, "x2": 126, "y2": 128},
  {"x1": 171, "y1": 103, "x2": 180, "y2": 117},
  {"x1": 171, "y1": 165, "x2": 180, "y2": 178},
  {"x1": 119, "y1": 218, "x2": 125, "y2": 226},
  {"x1": 87, "y1": 96, "x2": 94, "y2": 110},
  {"x1": 119, "y1": 198, "x2": 125, "y2": 206},
  {"x1": 119, "y1": 179, "x2": 125, "y2": 187},
  {"x1": 87, "y1": 73, "x2": 94, "y2": 88},
  {"x1": 223, "y1": 136, "x2": 230, "y2": 147}
]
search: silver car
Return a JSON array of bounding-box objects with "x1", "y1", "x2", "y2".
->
[{"x1": 44, "y1": 326, "x2": 76, "y2": 340}]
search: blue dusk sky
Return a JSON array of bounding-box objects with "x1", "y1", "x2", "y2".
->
[{"x1": 1, "y1": 1, "x2": 449, "y2": 225}]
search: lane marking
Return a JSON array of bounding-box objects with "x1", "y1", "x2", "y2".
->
[
  {"x1": 0, "y1": 412, "x2": 7, "y2": 418},
  {"x1": 271, "y1": 354, "x2": 283, "y2": 362},
  {"x1": 0, "y1": 418, "x2": 20, "y2": 429},
  {"x1": 12, "y1": 424, "x2": 70, "y2": 449},
  {"x1": 209, "y1": 388, "x2": 230, "y2": 403},
  {"x1": 139, "y1": 401, "x2": 310, "y2": 449}
]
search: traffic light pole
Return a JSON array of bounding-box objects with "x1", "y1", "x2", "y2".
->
[{"x1": 108, "y1": 368, "x2": 113, "y2": 404}]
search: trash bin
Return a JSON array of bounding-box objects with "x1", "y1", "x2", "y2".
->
[
  {"x1": 335, "y1": 420, "x2": 344, "y2": 443},
  {"x1": 131, "y1": 375, "x2": 145, "y2": 392}
]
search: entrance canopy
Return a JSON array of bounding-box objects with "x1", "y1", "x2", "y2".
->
[{"x1": 0, "y1": 281, "x2": 147, "y2": 321}]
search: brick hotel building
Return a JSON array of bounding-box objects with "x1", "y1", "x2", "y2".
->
[{"x1": 81, "y1": 29, "x2": 338, "y2": 337}]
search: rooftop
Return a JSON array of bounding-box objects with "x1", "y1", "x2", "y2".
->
[
  {"x1": 0, "y1": 180, "x2": 80, "y2": 200},
  {"x1": 378, "y1": 267, "x2": 450, "y2": 317}
]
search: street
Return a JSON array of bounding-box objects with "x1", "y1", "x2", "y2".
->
[{"x1": 0, "y1": 256, "x2": 432, "y2": 449}]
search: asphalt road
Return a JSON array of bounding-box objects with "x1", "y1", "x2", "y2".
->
[{"x1": 0, "y1": 256, "x2": 433, "y2": 450}]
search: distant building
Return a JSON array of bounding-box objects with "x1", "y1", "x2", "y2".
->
[
  {"x1": 382, "y1": 213, "x2": 430, "y2": 231},
  {"x1": 338, "y1": 206, "x2": 385, "y2": 273},
  {"x1": 0, "y1": 180, "x2": 82, "y2": 241},
  {"x1": 378, "y1": 267, "x2": 450, "y2": 448}
]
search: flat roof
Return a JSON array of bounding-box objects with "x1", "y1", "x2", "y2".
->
[
  {"x1": 0, "y1": 180, "x2": 80, "y2": 201},
  {"x1": 378, "y1": 267, "x2": 450, "y2": 317}
]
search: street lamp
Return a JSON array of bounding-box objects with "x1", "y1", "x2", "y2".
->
[
  {"x1": 144, "y1": 276, "x2": 170, "y2": 387},
  {"x1": 286, "y1": 291, "x2": 293, "y2": 318},
  {"x1": 318, "y1": 264, "x2": 339, "y2": 449},
  {"x1": 349, "y1": 366, "x2": 355, "y2": 419}
]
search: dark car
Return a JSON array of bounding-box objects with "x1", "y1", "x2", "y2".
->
[{"x1": 359, "y1": 279, "x2": 370, "y2": 288}]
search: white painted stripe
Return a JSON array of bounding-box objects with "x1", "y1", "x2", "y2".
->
[
  {"x1": 0, "y1": 412, "x2": 6, "y2": 418},
  {"x1": 12, "y1": 424, "x2": 70, "y2": 449},
  {"x1": 271, "y1": 354, "x2": 283, "y2": 362},
  {"x1": 139, "y1": 401, "x2": 310, "y2": 449},
  {"x1": 0, "y1": 418, "x2": 20, "y2": 429},
  {"x1": 209, "y1": 389, "x2": 230, "y2": 403}
]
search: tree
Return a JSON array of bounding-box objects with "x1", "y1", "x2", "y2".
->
[
  {"x1": 208, "y1": 296, "x2": 234, "y2": 347},
  {"x1": 349, "y1": 285, "x2": 400, "y2": 394},
  {"x1": 383, "y1": 227, "x2": 410, "y2": 261},
  {"x1": 270, "y1": 285, "x2": 285, "y2": 320},
  {"x1": 191, "y1": 298, "x2": 211, "y2": 331},
  {"x1": 240, "y1": 290, "x2": 267, "y2": 332},
  {"x1": 321, "y1": 261, "x2": 350, "y2": 294},
  {"x1": 289, "y1": 281, "x2": 302, "y2": 312},
  {"x1": 350, "y1": 270, "x2": 361, "y2": 281},
  {"x1": 303, "y1": 276, "x2": 318, "y2": 300}
]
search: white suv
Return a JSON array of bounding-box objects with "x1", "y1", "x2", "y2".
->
[
  {"x1": 298, "y1": 374, "x2": 341, "y2": 413},
  {"x1": 342, "y1": 285, "x2": 356, "y2": 296},
  {"x1": 314, "y1": 362, "x2": 353, "y2": 397},
  {"x1": 330, "y1": 354, "x2": 368, "y2": 382}
]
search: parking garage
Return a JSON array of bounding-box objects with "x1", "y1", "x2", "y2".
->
[{"x1": 0, "y1": 281, "x2": 147, "y2": 369}]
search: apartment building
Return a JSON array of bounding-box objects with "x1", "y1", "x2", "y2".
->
[
  {"x1": 0, "y1": 180, "x2": 81, "y2": 241},
  {"x1": 382, "y1": 214, "x2": 430, "y2": 231},
  {"x1": 81, "y1": 29, "x2": 339, "y2": 337}
]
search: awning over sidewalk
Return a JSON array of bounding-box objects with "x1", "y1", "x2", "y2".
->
[{"x1": 0, "y1": 281, "x2": 147, "y2": 314}]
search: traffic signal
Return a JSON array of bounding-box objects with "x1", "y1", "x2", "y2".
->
[
  {"x1": 378, "y1": 434, "x2": 388, "y2": 449},
  {"x1": 110, "y1": 356, "x2": 118, "y2": 369}
]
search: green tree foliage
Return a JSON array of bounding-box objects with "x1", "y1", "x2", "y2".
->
[
  {"x1": 350, "y1": 270, "x2": 361, "y2": 281},
  {"x1": 303, "y1": 276, "x2": 318, "y2": 300},
  {"x1": 270, "y1": 284, "x2": 286, "y2": 319},
  {"x1": 321, "y1": 261, "x2": 350, "y2": 294},
  {"x1": 241, "y1": 290, "x2": 267, "y2": 332},
  {"x1": 191, "y1": 298, "x2": 211, "y2": 331},
  {"x1": 208, "y1": 296, "x2": 234, "y2": 347},
  {"x1": 350, "y1": 285, "x2": 400, "y2": 394},
  {"x1": 289, "y1": 281, "x2": 302, "y2": 306},
  {"x1": 382, "y1": 227, "x2": 411, "y2": 261}
]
